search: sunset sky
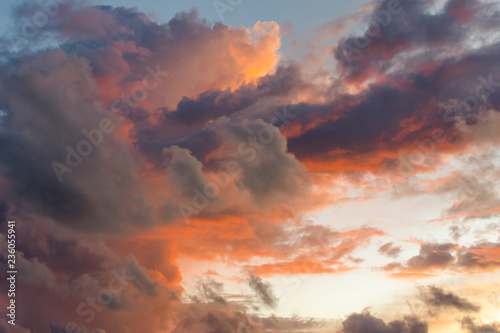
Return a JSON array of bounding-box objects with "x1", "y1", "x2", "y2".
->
[{"x1": 0, "y1": 0, "x2": 500, "y2": 332}]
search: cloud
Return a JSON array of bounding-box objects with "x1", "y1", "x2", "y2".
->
[
  {"x1": 174, "y1": 276, "x2": 325, "y2": 332},
  {"x1": 189, "y1": 277, "x2": 227, "y2": 305},
  {"x1": 243, "y1": 226, "x2": 383, "y2": 276},
  {"x1": 340, "y1": 311, "x2": 428, "y2": 333},
  {"x1": 172, "y1": 302, "x2": 258, "y2": 333},
  {"x1": 382, "y1": 243, "x2": 456, "y2": 277},
  {"x1": 173, "y1": 302, "x2": 326, "y2": 333},
  {"x1": 1, "y1": 0, "x2": 500, "y2": 331},
  {"x1": 282, "y1": 0, "x2": 500, "y2": 175},
  {"x1": 0, "y1": 319, "x2": 31, "y2": 333},
  {"x1": 383, "y1": 241, "x2": 500, "y2": 276},
  {"x1": 0, "y1": 50, "x2": 152, "y2": 233},
  {"x1": 461, "y1": 317, "x2": 500, "y2": 333},
  {"x1": 378, "y1": 242, "x2": 402, "y2": 258},
  {"x1": 407, "y1": 243, "x2": 456, "y2": 269},
  {"x1": 247, "y1": 273, "x2": 278, "y2": 308},
  {"x1": 418, "y1": 285, "x2": 481, "y2": 315},
  {"x1": 457, "y1": 242, "x2": 500, "y2": 271},
  {"x1": 206, "y1": 118, "x2": 311, "y2": 206},
  {"x1": 334, "y1": 0, "x2": 499, "y2": 84},
  {"x1": 50, "y1": 324, "x2": 106, "y2": 333},
  {"x1": 0, "y1": 211, "x2": 181, "y2": 332},
  {"x1": 429, "y1": 170, "x2": 500, "y2": 220},
  {"x1": 56, "y1": 6, "x2": 281, "y2": 109}
]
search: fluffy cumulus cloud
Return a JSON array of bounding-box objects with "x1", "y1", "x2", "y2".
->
[
  {"x1": 0, "y1": 50, "x2": 152, "y2": 233},
  {"x1": 0, "y1": 0, "x2": 499, "y2": 331}
]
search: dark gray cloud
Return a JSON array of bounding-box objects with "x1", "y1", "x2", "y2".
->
[
  {"x1": 0, "y1": 50, "x2": 152, "y2": 233},
  {"x1": 0, "y1": 319, "x2": 31, "y2": 333},
  {"x1": 189, "y1": 277, "x2": 228, "y2": 305},
  {"x1": 341, "y1": 311, "x2": 428, "y2": 333},
  {"x1": 247, "y1": 273, "x2": 278, "y2": 308},
  {"x1": 419, "y1": 285, "x2": 481, "y2": 314},
  {"x1": 334, "y1": 0, "x2": 500, "y2": 83},
  {"x1": 209, "y1": 118, "x2": 310, "y2": 205}
]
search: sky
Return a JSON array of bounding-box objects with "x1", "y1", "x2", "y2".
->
[{"x1": 0, "y1": 0, "x2": 500, "y2": 332}]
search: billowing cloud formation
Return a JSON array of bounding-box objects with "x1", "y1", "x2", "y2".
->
[
  {"x1": 0, "y1": 50, "x2": 152, "y2": 233},
  {"x1": 285, "y1": 0, "x2": 500, "y2": 174},
  {"x1": 0, "y1": 0, "x2": 499, "y2": 331},
  {"x1": 0, "y1": 4, "x2": 314, "y2": 331},
  {"x1": 335, "y1": 0, "x2": 499, "y2": 82},
  {"x1": 12, "y1": 4, "x2": 281, "y2": 108}
]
